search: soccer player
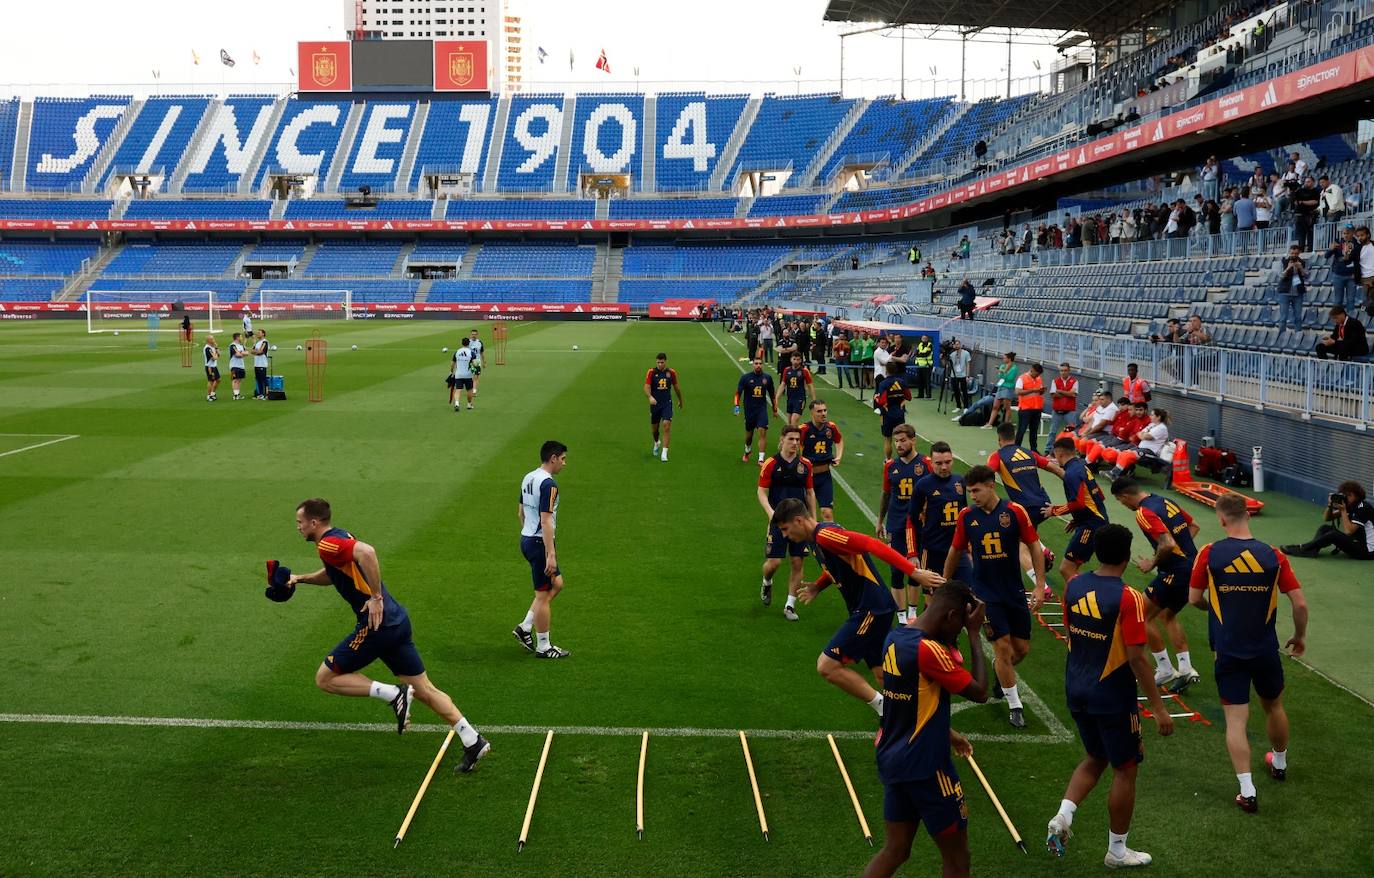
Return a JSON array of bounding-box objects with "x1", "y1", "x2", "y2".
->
[
  {"x1": 1045, "y1": 523, "x2": 1174, "y2": 869},
  {"x1": 251, "y1": 329, "x2": 270, "y2": 400},
  {"x1": 875, "y1": 360, "x2": 912, "y2": 460},
  {"x1": 946, "y1": 464, "x2": 1048, "y2": 728},
  {"x1": 1189, "y1": 493, "x2": 1307, "y2": 812},
  {"x1": 202, "y1": 334, "x2": 220, "y2": 402},
  {"x1": 1045, "y1": 435, "x2": 1112, "y2": 584},
  {"x1": 735, "y1": 357, "x2": 778, "y2": 464},
  {"x1": 644, "y1": 352, "x2": 683, "y2": 462},
  {"x1": 988, "y1": 421, "x2": 1063, "y2": 591},
  {"x1": 468, "y1": 329, "x2": 485, "y2": 394},
  {"x1": 913, "y1": 441, "x2": 973, "y2": 590},
  {"x1": 757, "y1": 425, "x2": 816, "y2": 620},
  {"x1": 878, "y1": 425, "x2": 931, "y2": 624},
  {"x1": 799, "y1": 399, "x2": 843, "y2": 521},
  {"x1": 283, "y1": 498, "x2": 491, "y2": 772},
  {"x1": 513, "y1": 441, "x2": 572, "y2": 659},
  {"x1": 862, "y1": 580, "x2": 989, "y2": 878},
  {"x1": 228, "y1": 332, "x2": 247, "y2": 400},
  {"x1": 451, "y1": 336, "x2": 477, "y2": 411},
  {"x1": 775, "y1": 352, "x2": 814, "y2": 426},
  {"x1": 241, "y1": 310, "x2": 253, "y2": 338},
  {"x1": 1111, "y1": 478, "x2": 1201, "y2": 691}
]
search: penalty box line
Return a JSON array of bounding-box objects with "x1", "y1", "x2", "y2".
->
[{"x1": 0, "y1": 712, "x2": 1069, "y2": 745}]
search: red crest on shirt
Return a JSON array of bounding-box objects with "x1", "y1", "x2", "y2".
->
[{"x1": 999, "y1": 511, "x2": 1012, "y2": 528}]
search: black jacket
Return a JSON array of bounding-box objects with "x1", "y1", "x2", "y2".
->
[{"x1": 1335, "y1": 316, "x2": 1370, "y2": 359}]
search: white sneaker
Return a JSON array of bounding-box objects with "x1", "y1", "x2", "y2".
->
[
  {"x1": 951, "y1": 415, "x2": 962, "y2": 421},
  {"x1": 467, "y1": 404, "x2": 473, "y2": 410},
  {"x1": 1104, "y1": 848, "x2": 1153, "y2": 868},
  {"x1": 1153, "y1": 670, "x2": 1178, "y2": 689},
  {"x1": 660, "y1": 450, "x2": 668, "y2": 462},
  {"x1": 1046, "y1": 814, "x2": 1073, "y2": 857},
  {"x1": 653, "y1": 441, "x2": 661, "y2": 455},
  {"x1": 783, "y1": 605, "x2": 800, "y2": 621}
]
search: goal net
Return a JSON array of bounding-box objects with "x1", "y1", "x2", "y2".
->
[
  {"x1": 86, "y1": 290, "x2": 220, "y2": 335},
  {"x1": 256, "y1": 288, "x2": 353, "y2": 320}
]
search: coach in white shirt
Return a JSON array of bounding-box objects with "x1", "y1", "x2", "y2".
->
[{"x1": 251, "y1": 329, "x2": 270, "y2": 399}]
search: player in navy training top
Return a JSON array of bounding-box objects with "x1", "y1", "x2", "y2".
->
[
  {"x1": 1046, "y1": 435, "x2": 1111, "y2": 583},
  {"x1": 863, "y1": 580, "x2": 989, "y2": 878},
  {"x1": 947, "y1": 464, "x2": 1048, "y2": 730},
  {"x1": 774, "y1": 499, "x2": 944, "y2": 717},
  {"x1": 1111, "y1": 478, "x2": 1202, "y2": 691},
  {"x1": 1189, "y1": 493, "x2": 1307, "y2": 813},
  {"x1": 913, "y1": 441, "x2": 973, "y2": 587},
  {"x1": 798, "y1": 399, "x2": 843, "y2": 521},
  {"x1": 874, "y1": 360, "x2": 912, "y2": 460},
  {"x1": 877, "y1": 424, "x2": 931, "y2": 623},
  {"x1": 989, "y1": 421, "x2": 1064, "y2": 595},
  {"x1": 281, "y1": 498, "x2": 490, "y2": 772},
  {"x1": 776, "y1": 352, "x2": 814, "y2": 426},
  {"x1": 756, "y1": 425, "x2": 816, "y2": 619},
  {"x1": 1046, "y1": 523, "x2": 1174, "y2": 869},
  {"x1": 735, "y1": 357, "x2": 778, "y2": 465},
  {"x1": 644, "y1": 352, "x2": 684, "y2": 463}
]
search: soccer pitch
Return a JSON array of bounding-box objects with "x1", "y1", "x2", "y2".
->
[{"x1": 2, "y1": 319, "x2": 1372, "y2": 877}]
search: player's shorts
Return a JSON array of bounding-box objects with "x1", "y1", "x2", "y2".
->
[
  {"x1": 204, "y1": 366, "x2": 220, "y2": 381},
  {"x1": 472, "y1": 363, "x2": 482, "y2": 375},
  {"x1": 924, "y1": 545, "x2": 974, "y2": 585},
  {"x1": 1022, "y1": 504, "x2": 1049, "y2": 528},
  {"x1": 1064, "y1": 523, "x2": 1103, "y2": 565},
  {"x1": 824, "y1": 609, "x2": 894, "y2": 668},
  {"x1": 785, "y1": 396, "x2": 806, "y2": 416},
  {"x1": 520, "y1": 535, "x2": 562, "y2": 591},
  {"x1": 650, "y1": 401, "x2": 674, "y2": 423},
  {"x1": 886, "y1": 525, "x2": 916, "y2": 578},
  {"x1": 230, "y1": 366, "x2": 246, "y2": 379},
  {"x1": 880, "y1": 412, "x2": 905, "y2": 437},
  {"x1": 1072, "y1": 708, "x2": 1144, "y2": 768},
  {"x1": 1145, "y1": 566, "x2": 1190, "y2": 614},
  {"x1": 765, "y1": 523, "x2": 810, "y2": 559},
  {"x1": 973, "y1": 587, "x2": 1032, "y2": 641},
  {"x1": 1215, "y1": 650, "x2": 1285, "y2": 705},
  {"x1": 811, "y1": 469, "x2": 834, "y2": 508},
  {"x1": 324, "y1": 612, "x2": 425, "y2": 677},
  {"x1": 744, "y1": 407, "x2": 769, "y2": 432},
  {"x1": 453, "y1": 376, "x2": 474, "y2": 390},
  {"x1": 883, "y1": 769, "x2": 969, "y2": 836}
]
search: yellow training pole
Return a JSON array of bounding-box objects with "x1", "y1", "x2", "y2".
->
[
  {"x1": 739, "y1": 731, "x2": 770, "y2": 841},
  {"x1": 967, "y1": 754, "x2": 1028, "y2": 853},
  {"x1": 636, "y1": 731, "x2": 649, "y2": 840},
  {"x1": 393, "y1": 728, "x2": 456, "y2": 848},
  {"x1": 827, "y1": 734, "x2": 873, "y2": 845},
  {"x1": 517, "y1": 730, "x2": 555, "y2": 852}
]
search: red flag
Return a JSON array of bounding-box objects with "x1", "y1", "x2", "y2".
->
[{"x1": 595, "y1": 49, "x2": 610, "y2": 74}]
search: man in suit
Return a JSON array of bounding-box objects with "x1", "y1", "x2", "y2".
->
[{"x1": 1315, "y1": 305, "x2": 1369, "y2": 361}]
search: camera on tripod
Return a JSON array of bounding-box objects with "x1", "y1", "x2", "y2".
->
[{"x1": 939, "y1": 337, "x2": 956, "y2": 363}]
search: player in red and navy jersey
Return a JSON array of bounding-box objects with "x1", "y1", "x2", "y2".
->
[
  {"x1": 644, "y1": 352, "x2": 684, "y2": 463},
  {"x1": 776, "y1": 352, "x2": 814, "y2": 426},
  {"x1": 989, "y1": 421, "x2": 1063, "y2": 594},
  {"x1": 862, "y1": 580, "x2": 989, "y2": 878},
  {"x1": 1046, "y1": 435, "x2": 1111, "y2": 583},
  {"x1": 757, "y1": 425, "x2": 816, "y2": 620},
  {"x1": 1189, "y1": 493, "x2": 1307, "y2": 813},
  {"x1": 946, "y1": 464, "x2": 1048, "y2": 729},
  {"x1": 773, "y1": 498, "x2": 944, "y2": 717},
  {"x1": 735, "y1": 357, "x2": 778, "y2": 465},
  {"x1": 913, "y1": 441, "x2": 973, "y2": 589},
  {"x1": 280, "y1": 498, "x2": 490, "y2": 772},
  {"x1": 878, "y1": 424, "x2": 932, "y2": 624},
  {"x1": 798, "y1": 399, "x2": 843, "y2": 521},
  {"x1": 1111, "y1": 478, "x2": 1202, "y2": 692},
  {"x1": 1045, "y1": 524, "x2": 1174, "y2": 869},
  {"x1": 874, "y1": 360, "x2": 912, "y2": 460}
]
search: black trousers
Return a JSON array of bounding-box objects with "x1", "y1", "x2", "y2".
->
[
  {"x1": 254, "y1": 366, "x2": 268, "y2": 397},
  {"x1": 1302, "y1": 525, "x2": 1374, "y2": 559},
  {"x1": 951, "y1": 376, "x2": 969, "y2": 410},
  {"x1": 915, "y1": 366, "x2": 932, "y2": 398},
  {"x1": 1015, "y1": 409, "x2": 1042, "y2": 450}
]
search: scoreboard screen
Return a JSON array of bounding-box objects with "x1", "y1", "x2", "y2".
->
[
  {"x1": 351, "y1": 40, "x2": 434, "y2": 90},
  {"x1": 297, "y1": 39, "x2": 491, "y2": 93}
]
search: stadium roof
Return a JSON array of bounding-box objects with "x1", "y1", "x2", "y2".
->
[{"x1": 823, "y1": 0, "x2": 1177, "y2": 44}]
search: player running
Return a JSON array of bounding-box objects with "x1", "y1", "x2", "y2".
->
[
  {"x1": 774, "y1": 498, "x2": 945, "y2": 717},
  {"x1": 513, "y1": 441, "x2": 572, "y2": 659},
  {"x1": 1045, "y1": 435, "x2": 1112, "y2": 583},
  {"x1": 988, "y1": 422, "x2": 1063, "y2": 594},
  {"x1": 1110, "y1": 478, "x2": 1202, "y2": 691},
  {"x1": 757, "y1": 425, "x2": 816, "y2": 620},
  {"x1": 735, "y1": 357, "x2": 778, "y2": 464},
  {"x1": 1045, "y1": 524, "x2": 1174, "y2": 869},
  {"x1": 913, "y1": 441, "x2": 973, "y2": 591},
  {"x1": 202, "y1": 334, "x2": 220, "y2": 402},
  {"x1": 776, "y1": 352, "x2": 814, "y2": 426},
  {"x1": 644, "y1": 352, "x2": 684, "y2": 463},
  {"x1": 1189, "y1": 493, "x2": 1307, "y2": 813},
  {"x1": 946, "y1": 464, "x2": 1048, "y2": 729},
  {"x1": 278, "y1": 498, "x2": 490, "y2": 772},
  {"x1": 877, "y1": 425, "x2": 931, "y2": 624},
  {"x1": 874, "y1": 360, "x2": 912, "y2": 460},
  {"x1": 862, "y1": 580, "x2": 989, "y2": 878},
  {"x1": 450, "y1": 336, "x2": 477, "y2": 411},
  {"x1": 798, "y1": 399, "x2": 843, "y2": 521}
]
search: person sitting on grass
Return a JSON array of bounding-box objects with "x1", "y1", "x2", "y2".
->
[{"x1": 1282, "y1": 482, "x2": 1374, "y2": 560}]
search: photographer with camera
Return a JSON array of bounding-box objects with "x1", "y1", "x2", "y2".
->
[
  {"x1": 1282, "y1": 483, "x2": 1374, "y2": 560},
  {"x1": 1275, "y1": 245, "x2": 1307, "y2": 334}
]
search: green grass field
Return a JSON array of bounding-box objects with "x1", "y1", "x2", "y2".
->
[{"x1": 2, "y1": 318, "x2": 1372, "y2": 877}]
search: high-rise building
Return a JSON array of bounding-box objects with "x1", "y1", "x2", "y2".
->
[
  {"x1": 344, "y1": 0, "x2": 501, "y2": 44},
  {"x1": 503, "y1": 13, "x2": 523, "y2": 93}
]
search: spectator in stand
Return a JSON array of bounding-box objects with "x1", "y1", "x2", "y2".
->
[
  {"x1": 1326, "y1": 225, "x2": 1359, "y2": 314},
  {"x1": 960, "y1": 236, "x2": 971, "y2": 259},
  {"x1": 1314, "y1": 306, "x2": 1369, "y2": 361},
  {"x1": 1346, "y1": 181, "x2": 1363, "y2": 213},
  {"x1": 1066, "y1": 217, "x2": 1083, "y2": 249},
  {"x1": 1013, "y1": 362, "x2": 1046, "y2": 449},
  {"x1": 1253, "y1": 187, "x2": 1273, "y2": 230},
  {"x1": 1122, "y1": 362, "x2": 1151, "y2": 404},
  {"x1": 921, "y1": 261, "x2": 936, "y2": 279},
  {"x1": 1151, "y1": 317, "x2": 1185, "y2": 344},
  {"x1": 1233, "y1": 187, "x2": 1256, "y2": 233},
  {"x1": 1108, "y1": 212, "x2": 1123, "y2": 245},
  {"x1": 1220, "y1": 188, "x2": 1236, "y2": 237},
  {"x1": 1319, "y1": 175, "x2": 1345, "y2": 225},
  {"x1": 1271, "y1": 172, "x2": 1290, "y2": 218},
  {"x1": 1184, "y1": 313, "x2": 1212, "y2": 346},
  {"x1": 1275, "y1": 244, "x2": 1308, "y2": 334},
  {"x1": 1021, "y1": 224, "x2": 1034, "y2": 252},
  {"x1": 1203, "y1": 199, "x2": 1221, "y2": 236},
  {"x1": 1283, "y1": 481, "x2": 1374, "y2": 560},
  {"x1": 1052, "y1": 224, "x2": 1064, "y2": 248},
  {"x1": 958, "y1": 278, "x2": 977, "y2": 321},
  {"x1": 1249, "y1": 167, "x2": 1267, "y2": 196},
  {"x1": 1122, "y1": 209, "x2": 1138, "y2": 242},
  {"x1": 1292, "y1": 151, "x2": 1308, "y2": 178},
  {"x1": 1357, "y1": 226, "x2": 1374, "y2": 316},
  {"x1": 982, "y1": 352, "x2": 1019, "y2": 429},
  {"x1": 1200, "y1": 156, "x2": 1220, "y2": 201},
  {"x1": 1107, "y1": 408, "x2": 1172, "y2": 480},
  {"x1": 1292, "y1": 176, "x2": 1321, "y2": 251},
  {"x1": 1083, "y1": 215, "x2": 1099, "y2": 247},
  {"x1": 947, "y1": 338, "x2": 972, "y2": 414}
]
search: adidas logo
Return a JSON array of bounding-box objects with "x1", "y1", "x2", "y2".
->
[
  {"x1": 1070, "y1": 592, "x2": 1102, "y2": 619},
  {"x1": 1224, "y1": 550, "x2": 1264, "y2": 574},
  {"x1": 881, "y1": 643, "x2": 903, "y2": 677},
  {"x1": 1260, "y1": 83, "x2": 1277, "y2": 107}
]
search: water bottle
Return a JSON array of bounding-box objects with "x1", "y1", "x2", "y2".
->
[{"x1": 1251, "y1": 445, "x2": 1265, "y2": 493}]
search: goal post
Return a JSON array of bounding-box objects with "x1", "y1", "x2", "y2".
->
[
  {"x1": 86, "y1": 290, "x2": 219, "y2": 335},
  {"x1": 256, "y1": 288, "x2": 353, "y2": 320}
]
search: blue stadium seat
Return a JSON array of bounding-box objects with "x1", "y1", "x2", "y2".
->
[
  {"x1": 653, "y1": 92, "x2": 748, "y2": 192},
  {"x1": 26, "y1": 97, "x2": 131, "y2": 191}
]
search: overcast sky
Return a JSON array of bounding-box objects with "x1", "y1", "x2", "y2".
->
[{"x1": 0, "y1": 0, "x2": 1062, "y2": 100}]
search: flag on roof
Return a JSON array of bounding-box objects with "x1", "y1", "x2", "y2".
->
[
  {"x1": 220, "y1": 49, "x2": 236, "y2": 67},
  {"x1": 595, "y1": 49, "x2": 610, "y2": 74},
  {"x1": 537, "y1": 46, "x2": 548, "y2": 63}
]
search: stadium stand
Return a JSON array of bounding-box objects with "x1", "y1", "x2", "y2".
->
[
  {"x1": 0, "y1": 98, "x2": 20, "y2": 184},
  {"x1": 337, "y1": 101, "x2": 416, "y2": 193},
  {"x1": 251, "y1": 99, "x2": 352, "y2": 190},
  {"x1": 124, "y1": 200, "x2": 272, "y2": 220},
  {"x1": 471, "y1": 241, "x2": 595, "y2": 277},
  {"x1": 565, "y1": 94, "x2": 644, "y2": 190},
  {"x1": 428, "y1": 279, "x2": 591, "y2": 302},
  {"x1": 609, "y1": 198, "x2": 737, "y2": 219},
  {"x1": 653, "y1": 92, "x2": 749, "y2": 191},
  {"x1": 0, "y1": 199, "x2": 113, "y2": 219},
  {"x1": 496, "y1": 93, "x2": 569, "y2": 192},
  {"x1": 180, "y1": 96, "x2": 278, "y2": 193},
  {"x1": 0, "y1": 240, "x2": 99, "y2": 275},
  {"x1": 442, "y1": 198, "x2": 596, "y2": 220},
  {"x1": 302, "y1": 240, "x2": 406, "y2": 277},
  {"x1": 97, "y1": 96, "x2": 211, "y2": 189},
  {"x1": 103, "y1": 241, "x2": 244, "y2": 276},
  {"x1": 26, "y1": 97, "x2": 130, "y2": 191},
  {"x1": 282, "y1": 199, "x2": 434, "y2": 220},
  {"x1": 407, "y1": 98, "x2": 498, "y2": 192}
]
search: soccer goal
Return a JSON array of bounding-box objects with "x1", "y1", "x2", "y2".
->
[
  {"x1": 256, "y1": 288, "x2": 353, "y2": 320},
  {"x1": 86, "y1": 290, "x2": 220, "y2": 335}
]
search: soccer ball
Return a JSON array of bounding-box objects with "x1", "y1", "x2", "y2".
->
[
  {"x1": 442, "y1": 347, "x2": 449, "y2": 353},
  {"x1": 270, "y1": 344, "x2": 278, "y2": 351},
  {"x1": 572, "y1": 345, "x2": 579, "y2": 351},
  {"x1": 296, "y1": 344, "x2": 303, "y2": 351},
  {"x1": 112, "y1": 331, "x2": 120, "y2": 336},
  {"x1": 351, "y1": 344, "x2": 359, "y2": 351}
]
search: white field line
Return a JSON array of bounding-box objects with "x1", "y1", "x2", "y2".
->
[
  {"x1": 0, "y1": 433, "x2": 78, "y2": 459},
  {"x1": 0, "y1": 711, "x2": 1068, "y2": 745}
]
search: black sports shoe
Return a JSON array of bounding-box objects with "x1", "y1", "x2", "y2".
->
[
  {"x1": 390, "y1": 684, "x2": 414, "y2": 734},
  {"x1": 512, "y1": 626, "x2": 534, "y2": 652},
  {"x1": 760, "y1": 580, "x2": 773, "y2": 606},
  {"x1": 456, "y1": 734, "x2": 491, "y2": 774},
  {"x1": 1009, "y1": 707, "x2": 1026, "y2": 729},
  {"x1": 1235, "y1": 794, "x2": 1258, "y2": 813},
  {"x1": 534, "y1": 645, "x2": 571, "y2": 659},
  {"x1": 1265, "y1": 751, "x2": 1287, "y2": 781},
  {"x1": 991, "y1": 682, "x2": 1005, "y2": 700},
  {"x1": 1281, "y1": 544, "x2": 1318, "y2": 558}
]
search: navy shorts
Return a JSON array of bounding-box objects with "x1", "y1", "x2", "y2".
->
[
  {"x1": 765, "y1": 523, "x2": 810, "y2": 559},
  {"x1": 230, "y1": 367, "x2": 246, "y2": 379},
  {"x1": 811, "y1": 470, "x2": 834, "y2": 508},
  {"x1": 324, "y1": 612, "x2": 425, "y2": 677},
  {"x1": 1064, "y1": 523, "x2": 1101, "y2": 565},
  {"x1": 880, "y1": 412, "x2": 905, "y2": 437},
  {"x1": 1215, "y1": 651, "x2": 1284, "y2": 705},
  {"x1": 925, "y1": 545, "x2": 974, "y2": 585},
  {"x1": 453, "y1": 377, "x2": 473, "y2": 390},
  {"x1": 1023, "y1": 504, "x2": 1048, "y2": 528},
  {"x1": 785, "y1": 396, "x2": 806, "y2": 416},
  {"x1": 886, "y1": 525, "x2": 916, "y2": 583},
  {"x1": 1145, "y1": 567, "x2": 1189, "y2": 614},
  {"x1": 974, "y1": 587, "x2": 1032, "y2": 641},
  {"x1": 520, "y1": 535, "x2": 561, "y2": 591},
  {"x1": 744, "y1": 407, "x2": 769, "y2": 432},
  {"x1": 883, "y1": 770, "x2": 969, "y2": 836},
  {"x1": 650, "y1": 401, "x2": 673, "y2": 423},
  {"x1": 204, "y1": 366, "x2": 220, "y2": 381},
  {"x1": 824, "y1": 609, "x2": 893, "y2": 668},
  {"x1": 1072, "y1": 708, "x2": 1144, "y2": 768}
]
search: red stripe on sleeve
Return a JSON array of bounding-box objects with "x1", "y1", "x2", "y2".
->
[
  {"x1": 1120, "y1": 587, "x2": 1148, "y2": 646},
  {"x1": 1275, "y1": 550, "x2": 1302, "y2": 593},
  {"x1": 1014, "y1": 504, "x2": 1039, "y2": 543},
  {"x1": 951, "y1": 509, "x2": 970, "y2": 551},
  {"x1": 1189, "y1": 543, "x2": 1213, "y2": 590},
  {"x1": 757, "y1": 458, "x2": 776, "y2": 489},
  {"x1": 918, "y1": 640, "x2": 974, "y2": 693}
]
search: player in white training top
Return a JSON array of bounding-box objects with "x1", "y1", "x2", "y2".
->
[
  {"x1": 513, "y1": 440, "x2": 571, "y2": 659},
  {"x1": 451, "y1": 337, "x2": 476, "y2": 411}
]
